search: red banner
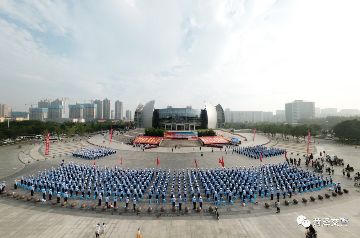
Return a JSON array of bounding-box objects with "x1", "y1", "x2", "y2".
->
[
  {"x1": 45, "y1": 133, "x2": 50, "y2": 155},
  {"x1": 109, "y1": 128, "x2": 113, "y2": 143}
]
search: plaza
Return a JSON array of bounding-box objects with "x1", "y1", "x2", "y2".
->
[{"x1": 0, "y1": 131, "x2": 359, "y2": 238}]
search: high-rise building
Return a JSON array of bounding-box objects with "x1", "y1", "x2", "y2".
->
[
  {"x1": 115, "y1": 100, "x2": 123, "y2": 120},
  {"x1": 275, "y1": 110, "x2": 286, "y2": 122},
  {"x1": 320, "y1": 108, "x2": 338, "y2": 117},
  {"x1": 48, "y1": 105, "x2": 63, "y2": 121},
  {"x1": 69, "y1": 104, "x2": 84, "y2": 120},
  {"x1": 29, "y1": 108, "x2": 48, "y2": 121},
  {"x1": 126, "y1": 110, "x2": 132, "y2": 121},
  {"x1": 339, "y1": 109, "x2": 360, "y2": 117},
  {"x1": 0, "y1": 104, "x2": 12, "y2": 117},
  {"x1": 94, "y1": 100, "x2": 103, "y2": 119},
  {"x1": 285, "y1": 100, "x2": 315, "y2": 124},
  {"x1": 111, "y1": 110, "x2": 114, "y2": 120},
  {"x1": 102, "y1": 98, "x2": 111, "y2": 120},
  {"x1": 51, "y1": 98, "x2": 67, "y2": 118},
  {"x1": 224, "y1": 108, "x2": 231, "y2": 123},
  {"x1": 38, "y1": 99, "x2": 51, "y2": 108},
  {"x1": 225, "y1": 110, "x2": 274, "y2": 123},
  {"x1": 83, "y1": 103, "x2": 97, "y2": 121}
]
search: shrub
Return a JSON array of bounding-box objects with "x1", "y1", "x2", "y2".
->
[
  {"x1": 81, "y1": 203, "x2": 87, "y2": 209},
  {"x1": 310, "y1": 196, "x2": 316, "y2": 202},
  {"x1": 71, "y1": 202, "x2": 77, "y2": 208},
  {"x1": 265, "y1": 203, "x2": 270, "y2": 208},
  {"x1": 332, "y1": 192, "x2": 337, "y2": 197},
  {"x1": 184, "y1": 207, "x2": 189, "y2": 213},
  {"x1": 338, "y1": 191, "x2": 343, "y2": 195},
  {"x1": 293, "y1": 199, "x2": 298, "y2": 204},
  {"x1": 343, "y1": 189, "x2": 349, "y2": 194},
  {"x1": 160, "y1": 207, "x2": 165, "y2": 212},
  {"x1": 302, "y1": 198, "x2": 308, "y2": 203},
  {"x1": 148, "y1": 207, "x2": 152, "y2": 213},
  {"x1": 318, "y1": 195, "x2": 323, "y2": 200},
  {"x1": 197, "y1": 129, "x2": 216, "y2": 137},
  {"x1": 325, "y1": 193, "x2": 330, "y2": 198},
  {"x1": 284, "y1": 200, "x2": 290, "y2": 206}
]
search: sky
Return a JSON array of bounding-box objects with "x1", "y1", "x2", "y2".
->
[{"x1": 0, "y1": 0, "x2": 360, "y2": 113}]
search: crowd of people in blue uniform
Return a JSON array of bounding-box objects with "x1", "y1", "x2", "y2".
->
[
  {"x1": 16, "y1": 161, "x2": 334, "y2": 209},
  {"x1": 233, "y1": 145, "x2": 286, "y2": 159},
  {"x1": 72, "y1": 147, "x2": 116, "y2": 160}
]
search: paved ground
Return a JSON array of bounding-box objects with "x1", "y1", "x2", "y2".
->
[{"x1": 0, "y1": 133, "x2": 359, "y2": 238}]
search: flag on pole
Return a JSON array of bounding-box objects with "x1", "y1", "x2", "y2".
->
[
  {"x1": 156, "y1": 157, "x2": 160, "y2": 167},
  {"x1": 253, "y1": 128, "x2": 257, "y2": 142},
  {"x1": 194, "y1": 159, "x2": 198, "y2": 168},
  {"x1": 260, "y1": 153, "x2": 263, "y2": 162},
  {"x1": 221, "y1": 156, "x2": 225, "y2": 168}
]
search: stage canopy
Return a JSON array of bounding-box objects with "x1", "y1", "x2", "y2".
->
[
  {"x1": 199, "y1": 136, "x2": 230, "y2": 145},
  {"x1": 133, "y1": 136, "x2": 163, "y2": 145}
]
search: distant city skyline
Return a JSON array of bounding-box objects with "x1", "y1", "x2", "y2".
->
[{"x1": 1, "y1": 1, "x2": 360, "y2": 112}]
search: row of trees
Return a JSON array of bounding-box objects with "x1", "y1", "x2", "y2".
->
[
  {"x1": 144, "y1": 128, "x2": 165, "y2": 137},
  {"x1": 197, "y1": 129, "x2": 216, "y2": 137},
  {"x1": 225, "y1": 122, "x2": 321, "y2": 139},
  {"x1": 333, "y1": 119, "x2": 360, "y2": 142},
  {"x1": 0, "y1": 120, "x2": 134, "y2": 140}
]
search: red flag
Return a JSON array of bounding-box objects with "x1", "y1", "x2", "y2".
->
[
  {"x1": 260, "y1": 153, "x2": 263, "y2": 162},
  {"x1": 218, "y1": 158, "x2": 221, "y2": 164},
  {"x1": 109, "y1": 128, "x2": 113, "y2": 143},
  {"x1": 194, "y1": 159, "x2": 198, "y2": 168},
  {"x1": 221, "y1": 157, "x2": 225, "y2": 168},
  {"x1": 156, "y1": 157, "x2": 160, "y2": 167}
]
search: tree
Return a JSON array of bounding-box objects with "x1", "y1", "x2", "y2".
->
[{"x1": 333, "y1": 119, "x2": 360, "y2": 142}]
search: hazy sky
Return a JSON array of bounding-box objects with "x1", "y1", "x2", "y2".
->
[{"x1": 0, "y1": 0, "x2": 359, "y2": 112}]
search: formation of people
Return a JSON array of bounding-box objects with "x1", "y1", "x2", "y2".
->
[
  {"x1": 72, "y1": 147, "x2": 116, "y2": 160},
  {"x1": 15, "y1": 161, "x2": 334, "y2": 209},
  {"x1": 233, "y1": 145, "x2": 286, "y2": 159}
]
